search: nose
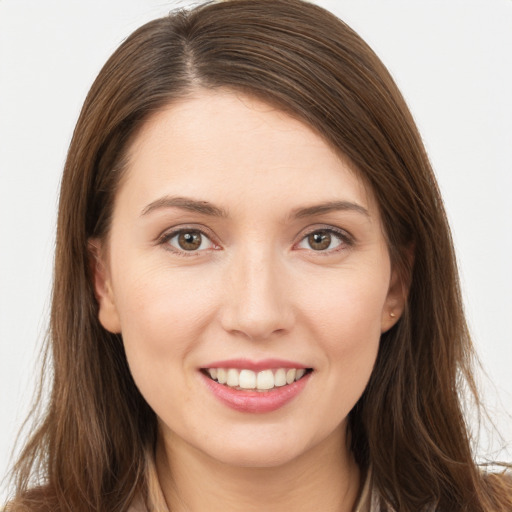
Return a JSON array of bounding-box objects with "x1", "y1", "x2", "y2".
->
[{"x1": 219, "y1": 246, "x2": 294, "y2": 341}]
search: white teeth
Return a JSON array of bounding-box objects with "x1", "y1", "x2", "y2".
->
[
  {"x1": 239, "y1": 369, "x2": 256, "y2": 389},
  {"x1": 226, "y1": 368, "x2": 239, "y2": 387},
  {"x1": 274, "y1": 368, "x2": 287, "y2": 387},
  {"x1": 217, "y1": 368, "x2": 227, "y2": 384},
  {"x1": 257, "y1": 370, "x2": 274, "y2": 390},
  {"x1": 206, "y1": 367, "x2": 309, "y2": 390},
  {"x1": 295, "y1": 368, "x2": 306, "y2": 380}
]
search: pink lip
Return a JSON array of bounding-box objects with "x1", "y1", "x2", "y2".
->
[
  {"x1": 200, "y1": 370, "x2": 311, "y2": 414},
  {"x1": 203, "y1": 358, "x2": 308, "y2": 372}
]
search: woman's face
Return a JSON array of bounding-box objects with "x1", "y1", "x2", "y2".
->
[{"x1": 93, "y1": 90, "x2": 403, "y2": 468}]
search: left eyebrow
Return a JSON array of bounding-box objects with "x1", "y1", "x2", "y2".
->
[{"x1": 290, "y1": 200, "x2": 370, "y2": 219}]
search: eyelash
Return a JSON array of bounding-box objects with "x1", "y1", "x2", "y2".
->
[
  {"x1": 157, "y1": 225, "x2": 354, "y2": 257},
  {"x1": 158, "y1": 226, "x2": 219, "y2": 257},
  {"x1": 295, "y1": 226, "x2": 354, "y2": 255}
]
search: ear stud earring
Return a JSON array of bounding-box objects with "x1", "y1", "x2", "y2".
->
[{"x1": 389, "y1": 312, "x2": 396, "y2": 318}]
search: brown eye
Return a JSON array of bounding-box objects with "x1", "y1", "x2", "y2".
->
[
  {"x1": 167, "y1": 230, "x2": 214, "y2": 252},
  {"x1": 297, "y1": 228, "x2": 345, "y2": 252},
  {"x1": 178, "y1": 231, "x2": 202, "y2": 250},
  {"x1": 307, "y1": 231, "x2": 332, "y2": 250}
]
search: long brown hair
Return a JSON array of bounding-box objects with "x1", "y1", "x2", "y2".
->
[{"x1": 6, "y1": 1, "x2": 511, "y2": 510}]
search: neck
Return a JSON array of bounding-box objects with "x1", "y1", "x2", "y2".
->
[{"x1": 155, "y1": 426, "x2": 361, "y2": 512}]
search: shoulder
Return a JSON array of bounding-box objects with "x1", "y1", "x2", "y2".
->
[
  {"x1": 126, "y1": 496, "x2": 147, "y2": 512},
  {"x1": 3, "y1": 486, "x2": 59, "y2": 512},
  {"x1": 482, "y1": 468, "x2": 512, "y2": 499}
]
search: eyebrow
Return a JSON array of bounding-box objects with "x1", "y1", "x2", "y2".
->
[
  {"x1": 141, "y1": 196, "x2": 229, "y2": 218},
  {"x1": 140, "y1": 196, "x2": 369, "y2": 219},
  {"x1": 291, "y1": 200, "x2": 369, "y2": 219}
]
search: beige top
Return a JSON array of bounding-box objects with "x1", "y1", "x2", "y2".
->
[{"x1": 128, "y1": 458, "x2": 378, "y2": 512}]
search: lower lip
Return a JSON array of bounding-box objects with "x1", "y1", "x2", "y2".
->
[{"x1": 201, "y1": 372, "x2": 311, "y2": 414}]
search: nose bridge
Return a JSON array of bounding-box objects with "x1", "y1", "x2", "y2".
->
[{"x1": 221, "y1": 241, "x2": 293, "y2": 340}]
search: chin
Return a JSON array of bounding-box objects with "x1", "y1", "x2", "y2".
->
[
  {"x1": 197, "y1": 425, "x2": 328, "y2": 469},
  {"x1": 209, "y1": 442, "x2": 305, "y2": 469}
]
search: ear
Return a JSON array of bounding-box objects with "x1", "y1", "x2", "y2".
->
[
  {"x1": 381, "y1": 248, "x2": 414, "y2": 333},
  {"x1": 88, "y1": 239, "x2": 121, "y2": 334},
  {"x1": 380, "y1": 267, "x2": 407, "y2": 333}
]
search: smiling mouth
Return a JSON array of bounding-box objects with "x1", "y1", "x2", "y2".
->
[{"x1": 201, "y1": 367, "x2": 313, "y2": 392}]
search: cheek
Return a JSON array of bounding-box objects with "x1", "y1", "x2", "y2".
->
[
  {"x1": 111, "y1": 263, "x2": 220, "y2": 366},
  {"x1": 318, "y1": 290, "x2": 382, "y2": 381},
  {"x1": 111, "y1": 265, "x2": 224, "y2": 419},
  {"x1": 299, "y1": 264, "x2": 389, "y2": 341},
  {"x1": 297, "y1": 266, "x2": 387, "y2": 393}
]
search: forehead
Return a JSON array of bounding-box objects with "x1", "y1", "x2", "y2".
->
[{"x1": 119, "y1": 89, "x2": 377, "y2": 219}]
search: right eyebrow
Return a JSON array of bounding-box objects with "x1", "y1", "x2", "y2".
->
[{"x1": 140, "y1": 195, "x2": 229, "y2": 218}]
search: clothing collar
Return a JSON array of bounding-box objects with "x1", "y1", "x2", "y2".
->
[{"x1": 129, "y1": 456, "x2": 376, "y2": 512}]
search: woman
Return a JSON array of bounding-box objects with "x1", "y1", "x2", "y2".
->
[{"x1": 5, "y1": 0, "x2": 511, "y2": 510}]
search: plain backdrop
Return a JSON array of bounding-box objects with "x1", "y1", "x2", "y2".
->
[{"x1": 1, "y1": 0, "x2": 511, "y2": 495}]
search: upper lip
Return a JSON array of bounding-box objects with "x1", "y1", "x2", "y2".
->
[{"x1": 201, "y1": 358, "x2": 310, "y2": 372}]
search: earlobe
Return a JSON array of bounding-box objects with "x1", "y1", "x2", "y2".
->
[
  {"x1": 380, "y1": 268, "x2": 408, "y2": 333},
  {"x1": 381, "y1": 246, "x2": 414, "y2": 333},
  {"x1": 381, "y1": 308, "x2": 402, "y2": 333},
  {"x1": 88, "y1": 239, "x2": 122, "y2": 334}
]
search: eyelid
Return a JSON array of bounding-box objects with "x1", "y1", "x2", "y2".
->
[
  {"x1": 156, "y1": 224, "x2": 221, "y2": 256},
  {"x1": 294, "y1": 225, "x2": 354, "y2": 252},
  {"x1": 155, "y1": 223, "x2": 354, "y2": 256}
]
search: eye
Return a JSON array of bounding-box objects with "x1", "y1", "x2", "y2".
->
[
  {"x1": 297, "y1": 229, "x2": 347, "y2": 252},
  {"x1": 165, "y1": 229, "x2": 215, "y2": 252}
]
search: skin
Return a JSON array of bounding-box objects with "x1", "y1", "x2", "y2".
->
[{"x1": 91, "y1": 90, "x2": 405, "y2": 512}]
